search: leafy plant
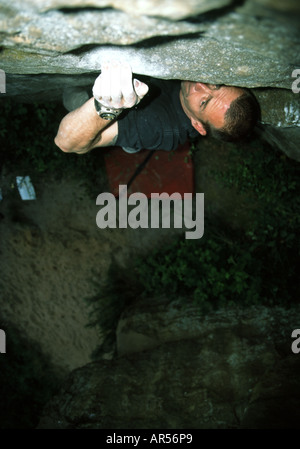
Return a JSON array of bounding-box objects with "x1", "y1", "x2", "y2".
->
[
  {"x1": 0, "y1": 99, "x2": 107, "y2": 196},
  {"x1": 85, "y1": 263, "x2": 142, "y2": 359},
  {"x1": 134, "y1": 140, "x2": 299, "y2": 311}
]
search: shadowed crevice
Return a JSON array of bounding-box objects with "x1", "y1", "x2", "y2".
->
[
  {"x1": 180, "y1": 0, "x2": 246, "y2": 23},
  {"x1": 63, "y1": 32, "x2": 205, "y2": 55},
  {"x1": 46, "y1": 6, "x2": 117, "y2": 14}
]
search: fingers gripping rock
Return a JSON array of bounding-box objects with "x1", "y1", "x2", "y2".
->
[
  {"x1": 93, "y1": 61, "x2": 148, "y2": 110},
  {"x1": 134, "y1": 79, "x2": 149, "y2": 100}
]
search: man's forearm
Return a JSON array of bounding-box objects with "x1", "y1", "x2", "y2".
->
[
  {"x1": 54, "y1": 97, "x2": 114, "y2": 154},
  {"x1": 55, "y1": 62, "x2": 148, "y2": 155}
]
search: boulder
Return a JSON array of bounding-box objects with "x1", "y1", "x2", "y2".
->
[
  {"x1": 1, "y1": 0, "x2": 299, "y2": 160},
  {"x1": 38, "y1": 302, "x2": 300, "y2": 429},
  {"x1": 0, "y1": 1, "x2": 298, "y2": 89}
]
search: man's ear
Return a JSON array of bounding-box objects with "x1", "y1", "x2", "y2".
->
[{"x1": 191, "y1": 118, "x2": 207, "y2": 136}]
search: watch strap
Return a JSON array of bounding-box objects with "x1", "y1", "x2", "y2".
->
[{"x1": 94, "y1": 98, "x2": 122, "y2": 120}]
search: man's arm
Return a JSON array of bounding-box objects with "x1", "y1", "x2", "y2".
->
[
  {"x1": 54, "y1": 97, "x2": 118, "y2": 154},
  {"x1": 54, "y1": 61, "x2": 148, "y2": 154}
]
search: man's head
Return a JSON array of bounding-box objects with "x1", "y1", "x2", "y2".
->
[{"x1": 180, "y1": 81, "x2": 260, "y2": 142}]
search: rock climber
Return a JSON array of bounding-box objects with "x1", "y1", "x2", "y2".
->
[{"x1": 54, "y1": 61, "x2": 260, "y2": 155}]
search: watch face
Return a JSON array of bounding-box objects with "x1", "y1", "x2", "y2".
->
[{"x1": 100, "y1": 112, "x2": 116, "y2": 120}]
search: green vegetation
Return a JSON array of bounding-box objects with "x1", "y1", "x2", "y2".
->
[
  {"x1": 0, "y1": 98, "x2": 107, "y2": 196},
  {"x1": 135, "y1": 140, "x2": 299, "y2": 310},
  {"x1": 87, "y1": 138, "x2": 299, "y2": 356},
  {"x1": 86, "y1": 264, "x2": 142, "y2": 359}
]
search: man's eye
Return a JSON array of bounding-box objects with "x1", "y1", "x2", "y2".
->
[{"x1": 201, "y1": 100, "x2": 206, "y2": 107}]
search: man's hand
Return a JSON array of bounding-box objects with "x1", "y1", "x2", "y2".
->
[
  {"x1": 92, "y1": 61, "x2": 149, "y2": 110},
  {"x1": 55, "y1": 61, "x2": 148, "y2": 154}
]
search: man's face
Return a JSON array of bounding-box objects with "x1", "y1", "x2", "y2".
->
[{"x1": 180, "y1": 81, "x2": 244, "y2": 135}]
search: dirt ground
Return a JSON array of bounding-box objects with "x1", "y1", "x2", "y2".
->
[
  {"x1": 0, "y1": 164, "x2": 189, "y2": 376},
  {"x1": 0, "y1": 138, "x2": 256, "y2": 379}
]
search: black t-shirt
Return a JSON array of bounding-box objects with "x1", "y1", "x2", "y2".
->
[{"x1": 115, "y1": 78, "x2": 199, "y2": 151}]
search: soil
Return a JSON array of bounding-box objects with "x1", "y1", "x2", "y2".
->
[
  {"x1": 0, "y1": 167, "x2": 191, "y2": 377},
  {"x1": 0, "y1": 138, "x2": 255, "y2": 378}
]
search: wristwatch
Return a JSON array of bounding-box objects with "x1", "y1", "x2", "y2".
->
[{"x1": 94, "y1": 98, "x2": 122, "y2": 121}]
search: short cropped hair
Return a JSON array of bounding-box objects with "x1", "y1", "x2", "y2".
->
[{"x1": 202, "y1": 89, "x2": 260, "y2": 142}]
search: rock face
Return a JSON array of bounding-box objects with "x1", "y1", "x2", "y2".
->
[
  {"x1": 1, "y1": 0, "x2": 299, "y2": 89},
  {"x1": 1, "y1": 0, "x2": 300, "y2": 160},
  {"x1": 252, "y1": 88, "x2": 300, "y2": 161},
  {"x1": 38, "y1": 300, "x2": 300, "y2": 429}
]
